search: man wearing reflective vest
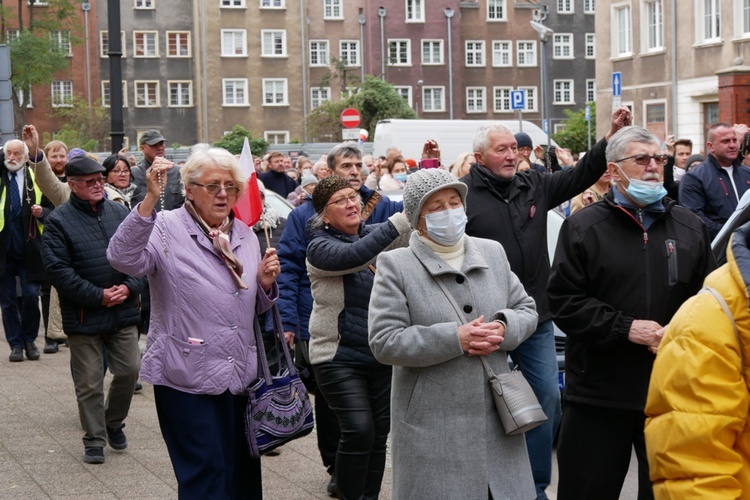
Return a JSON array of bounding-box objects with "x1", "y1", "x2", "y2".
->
[{"x1": 0, "y1": 138, "x2": 47, "y2": 362}]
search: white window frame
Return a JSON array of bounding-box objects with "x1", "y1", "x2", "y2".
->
[
  {"x1": 554, "y1": 123, "x2": 567, "y2": 134},
  {"x1": 134, "y1": 80, "x2": 160, "y2": 108},
  {"x1": 262, "y1": 78, "x2": 288, "y2": 106},
  {"x1": 697, "y1": 0, "x2": 721, "y2": 43},
  {"x1": 394, "y1": 86, "x2": 413, "y2": 108},
  {"x1": 388, "y1": 39, "x2": 411, "y2": 66},
  {"x1": 643, "y1": 98, "x2": 668, "y2": 133},
  {"x1": 134, "y1": 0, "x2": 154, "y2": 9},
  {"x1": 16, "y1": 87, "x2": 32, "y2": 109},
  {"x1": 492, "y1": 40, "x2": 513, "y2": 67},
  {"x1": 553, "y1": 79, "x2": 575, "y2": 105},
  {"x1": 340, "y1": 40, "x2": 360, "y2": 66},
  {"x1": 6, "y1": 29, "x2": 19, "y2": 44},
  {"x1": 734, "y1": 0, "x2": 750, "y2": 37},
  {"x1": 100, "y1": 31, "x2": 126, "y2": 58},
  {"x1": 260, "y1": 0, "x2": 284, "y2": 8},
  {"x1": 261, "y1": 30, "x2": 287, "y2": 57},
  {"x1": 584, "y1": 0, "x2": 595, "y2": 13},
  {"x1": 422, "y1": 86, "x2": 445, "y2": 113},
  {"x1": 264, "y1": 131, "x2": 290, "y2": 144},
  {"x1": 309, "y1": 40, "x2": 330, "y2": 67},
  {"x1": 487, "y1": 0, "x2": 507, "y2": 21},
  {"x1": 133, "y1": 31, "x2": 159, "y2": 58},
  {"x1": 168, "y1": 80, "x2": 193, "y2": 108},
  {"x1": 221, "y1": 29, "x2": 247, "y2": 57},
  {"x1": 557, "y1": 0, "x2": 574, "y2": 14},
  {"x1": 585, "y1": 33, "x2": 596, "y2": 59},
  {"x1": 27, "y1": 0, "x2": 48, "y2": 5},
  {"x1": 493, "y1": 86, "x2": 512, "y2": 113},
  {"x1": 519, "y1": 86, "x2": 538, "y2": 112},
  {"x1": 552, "y1": 33, "x2": 574, "y2": 59},
  {"x1": 586, "y1": 79, "x2": 596, "y2": 102},
  {"x1": 421, "y1": 39, "x2": 444, "y2": 65},
  {"x1": 310, "y1": 87, "x2": 331, "y2": 110},
  {"x1": 51, "y1": 80, "x2": 73, "y2": 108},
  {"x1": 517, "y1": 40, "x2": 537, "y2": 67},
  {"x1": 50, "y1": 30, "x2": 72, "y2": 57},
  {"x1": 323, "y1": 0, "x2": 343, "y2": 19},
  {"x1": 642, "y1": 0, "x2": 664, "y2": 52},
  {"x1": 221, "y1": 0, "x2": 246, "y2": 7},
  {"x1": 166, "y1": 31, "x2": 191, "y2": 58},
  {"x1": 101, "y1": 80, "x2": 128, "y2": 108},
  {"x1": 222, "y1": 78, "x2": 249, "y2": 107},
  {"x1": 611, "y1": 3, "x2": 633, "y2": 58},
  {"x1": 406, "y1": 0, "x2": 424, "y2": 22},
  {"x1": 465, "y1": 40, "x2": 486, "y2": 67},
  {"x1": 466, "y1": 87, "x2": 486, "y2": 114}
]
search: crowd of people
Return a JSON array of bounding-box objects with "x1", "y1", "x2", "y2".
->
[{"x1": 3, "y1": 108, "x2": 750, "y2": 500}]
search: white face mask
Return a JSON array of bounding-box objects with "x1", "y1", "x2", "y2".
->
[{"x1": 424, "y1": 207, "x2": 467, "y2": 246}]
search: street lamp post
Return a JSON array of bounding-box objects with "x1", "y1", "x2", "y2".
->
[
  {"x1": 530, "y1": 20, "x2": 553, "y2": 169},
  {"x1": 378, "y1": 7, "x2": 386, "y2": 80},
  {"x1": 416, "y1": 79, "x2": 423, "y2": 117},
  {"x1": 444, "y1": 8, "x2": 454, "y2": 120},
  {"x1": 358, "y1": 14, "x2": 366, "y2": 83},
  {"x1": 107, "y1": 0, "x2": 124, "y2": 154}
]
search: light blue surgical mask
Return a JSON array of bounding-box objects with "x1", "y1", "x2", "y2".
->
[
  {"x1": 393, "y1": 173, "x2": 408, "y2": 183},
  {"x1": 424, "y1": 207, "x2": 467, "y2": 246},
  {"x1": 616, "y1": 166, "x2": 666, "y2": 206}
]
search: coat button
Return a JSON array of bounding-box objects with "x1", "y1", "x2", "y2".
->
[
  {"x1": 456, "y1": 276, "x2": 465, "y2": 284},
  {"x1": 227, "y1": 356, "x2": 234, "y2": 363},
  {"x1": 463, "y1": 305, "x2": 473, "y2": 313}
]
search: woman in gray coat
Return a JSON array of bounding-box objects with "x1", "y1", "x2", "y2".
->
[{"x1": 368, "y1": 168, "x2": 538, "y2": 499}]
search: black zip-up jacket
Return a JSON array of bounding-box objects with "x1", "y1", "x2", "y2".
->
[
  {"x1": 548, "y1": 192, "x2": 716, "y2": 410},
  {"x1": 461, "y1": 137, "x2": 608, "y2": 323},
  {"x1": 41, "y1": 193, "x2": 145, "y2": 336}
]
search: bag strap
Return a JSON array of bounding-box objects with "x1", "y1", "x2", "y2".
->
[
  {"x1": 700, "y1": 287, "x2": 746, "y2": 381},
  {"x1": 252, "y1": 302, "x2": 299, "y2": 385}
]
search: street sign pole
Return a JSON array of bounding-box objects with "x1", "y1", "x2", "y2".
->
[
  {"x1": 585, "y1": 104, "x2": 592, "y2": 151},
  {"x1": 510, "y1": 90, "x2": 525, "y2": 132},
  {"x1": 519, "y1": 109, "x2": 523, "y2": 133}
]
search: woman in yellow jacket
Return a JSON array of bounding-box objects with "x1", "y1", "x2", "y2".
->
[{"x1": 645, "y1": 222, "x2": 750, "y2": 499}]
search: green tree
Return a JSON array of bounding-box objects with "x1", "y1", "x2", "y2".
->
[
  {"x1": 552, "y1": 102, "x2": 597, "y2": 155},
  {"x1": 318, "y1": 57, "x2": 361, "y2": 96},
  {"x1": 307, "y1": 76, "x2": 416, "y2": 142},
  {"x1": 212, "y1": 125, "x2": 269, "y2": 157},
  {"x1": 44, "y1": 97, "x2": 111, "y2": 151}
]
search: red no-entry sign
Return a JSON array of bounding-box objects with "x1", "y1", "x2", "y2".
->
[{"x1": 340, "y1": 108, "x2": 361, "y2": 128}]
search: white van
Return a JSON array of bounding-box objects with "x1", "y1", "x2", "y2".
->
[{"x1": 372, "y1": 119, "x2": 556, "y2": 167}]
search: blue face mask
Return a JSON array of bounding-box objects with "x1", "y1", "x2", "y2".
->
[
  {"x1": 424, "y1": 207, "x2": 467, "y2": 246},
  {"x1": 393, "y1": 173, "x2": 408, "y2": 183},
  {"x1": 617, "y1": 166, "x2": 667, "y2": 206}
]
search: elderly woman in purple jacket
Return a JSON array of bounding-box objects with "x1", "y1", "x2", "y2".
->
[{"x1": 107, "y1": 145, "x2": 280, "y2": 500}]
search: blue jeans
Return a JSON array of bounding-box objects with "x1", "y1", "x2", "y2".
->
[
  {"x1": 0, "y1": 256, "x2": 40, "y2": 348},
  {"x1": 509, "y1": 319, "x2": 562, "y2": 500}
]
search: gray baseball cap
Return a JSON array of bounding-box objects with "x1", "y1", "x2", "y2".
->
[{"x1": 139, "y1": 130, "x2": 167, "y2": 146}]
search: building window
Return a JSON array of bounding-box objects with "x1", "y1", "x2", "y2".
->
[
  {"x1": 423, "y1": 87, "x2": 445, "y2": 112},
  {"x1": 552, "y1": 34, "x2": 573, "y2": 59},
  {"x1": 465, "y1": 41, "x2": 485, "y2": 67},
  {"x1": 340, "y1": 40, "x2": 360, "y2": 66},
  {"x1": 519, "y1": 86, "x2": 537, "y2": 112},
  {"x1": 133, "y1": 31, "x2": 158, "y2": 57},
  {"x1": 6, "y1": 29, "x2": 19, "y2": 43},
  {"x1": 585, "y1": 33, "x2": 596, "y2": 58},
  {"x1": 584, "y1": 0, "x2": 595, "y2": 13},
  {"x1": 323, "y1": 0, "x2": 342, "y2": 19},
  {"x1": 421, "y1": 40, "x2": 444, "y2": 65},
  {"x1": 487, "y1": 0, "x2": 506, "y2": 20},
  {"x1": 612, "y1": 5, "x2": 632, "y2": 56},
  {"x1": 644, "y1": 0, "x2": 664, "y2": 50},
  {"x1": 168, "y1": 81, "x2": 192, "y2": 107},
  {"x1": 394, "y1": 86, "x2": 413, "y2": 107},
  {"x1": 100, "y1": 31, "x2": 126, "y2": 58},
  {"x1": 493, "y1": 87, "x2": 512, "y2": 112},
  {"x1": 698, "y1": 0, "x2": 721, "y2": 42},
  {"x1": 27, "y1": 0, "x2": 48, "y2": 5},
  {"x1": 101, "y1": 81, "x2": 128, "y2": 107},
  {"x1": 50, "y1": 30, "x2": 72, "y2": 56},
  {"x1": 260, "y1": 0, "x2": 283, "y2": 8},
  {"x1": 553, "y1": 80, "x2": 574, "y2": 104},
  {"x1": 221, "y1": 30, "x2": 246, "y2": 57},
  {"x1": 309, "y1": 40, "x2": 329, "y2": 66},
  {"x1": 586, "y1": 79, "x2": 596, "y2": 102},
  {"x1": 265, "y1": 131, "x2": 289, "y2": 144},
  {"x1": 517, "y1": 41, "x2": 537, "y2": 66},
  {"x1": 263, "y1": 78, "x2": 288, "y2": 106},
  {"x1": 16, "y1": 87, "x2": 32, "y2": 108},
  {"x1": 310, "y1": 87, "x2": 331, "y2": 109},
  {"x1": 645, "y1": 101, "x2": 667, "y2": 141},
  {"x1": 406, "y1": 0, "x2": 424, "y2": 22},
  {"x1": 557, "y1": 0, "x2": 573, "y2": 13},
  {"x1": 134, "y1": 81, "x2": 159, "y2": 107},
  {"x1": 388, "y1": 39, "x2": 411, "y2": 66},
  {"x1": 134, "y1": 0, "x2": 154, "y2": 8},
  {"x1": 466, "y1": 87, "x2": 486, "y2": 114},
  {"x1": 167, "y1": 31, "x2": 191, "y2": 57},
  {"x1": 492, "y1": 40, "x2": 513, "y2": 66},
  {"x1": 261, "y1": 30, "x2": 286, "y2": 57},
  {"x1": 742, "y1": 0, "x2": 750, "y2": 36},
  {"x1": 223, "y1": 78, "x2": 248, "y2": 106},
  {"x1": 51, "y1": 80, "x2": 73, "y2": 107},
  {"x1": 221, "y1": 0, "x2": 245, "y2": 6}
]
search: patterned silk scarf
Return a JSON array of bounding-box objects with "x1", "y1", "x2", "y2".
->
[{"x1": 184, "y1": 200, "x2": 248, "y2": 290}]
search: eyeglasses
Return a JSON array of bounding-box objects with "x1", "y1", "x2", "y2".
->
[
  {"x1": 327, "y1": 194, "x2": 360, "y2": 208},
  {"x1": 70, "y1": 176, "x2": 105, "y2": 187},
  {"x1": 110, "y1": 169, "x2": 130, "y2": 175},
  {"x1": 613, "y1": 154, "x2": 669, "y2": 166},
  {"x1": 191, "y1": 182, "x2": 240, "y2": 197}
]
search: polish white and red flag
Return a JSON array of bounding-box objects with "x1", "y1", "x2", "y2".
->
[{"x1": 233, "y1": 137, "x2": 263, "y2": 227}]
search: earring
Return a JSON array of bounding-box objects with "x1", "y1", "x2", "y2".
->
[{"x1": 325, "y1": 223, "x2": 329, "y2": 229}]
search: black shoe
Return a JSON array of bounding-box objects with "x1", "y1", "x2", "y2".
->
[
  {"x1": 326, "y1": 474, "x2": 338, "y2": 498},
  {"x1": 265, "y1": 447, "x2": 281, "y2": 456},
  {"x1": 43, "y1": 339, "x2": 59, "y2": 354},
  {"x1": 134, "y1": 380, "x2": 142, "y2": 393},
  {"x1": 107, "y1": 425, "x2": 128, "y2": 450},
  {"x1": 9, "y1": 346, "x2": 23, "y2": 362},
  {"x1": 24, "y1": 342, "x2": 40, "y2": 360},
  {"x1": 83, "y1": 446, "x2": 105, "y2": 464}
]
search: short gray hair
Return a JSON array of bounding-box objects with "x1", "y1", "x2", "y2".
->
[
  {"x1": 182, "y1": 144, "x2": 246, "y2": 197},
  {"x1": 605, "y1": 126, "x2": 660, "y2": 163},
  {"x1": 472, "y1": 123, "x2": 514, "y2": 155},
  {"x1": 326, "y1": 142, "x2": 362, "y2": 170}
]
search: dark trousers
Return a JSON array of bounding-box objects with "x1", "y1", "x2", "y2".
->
[
  {"x1": 154, "y1": 385, "x2": 262, "y2": 500},
  {"x1": 557, "y1": 401, "x2": 654, "y2": 500},
  {"x1": 313, "y1": 362, "x2": 391, "y2": 500},
  {"x1": 0, "y1": 256, "x2": 40, "y2": 348}
]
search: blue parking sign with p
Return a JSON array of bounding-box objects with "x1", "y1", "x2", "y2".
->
[{"x1": 511, "y1": 90, "x2": 525, "y2": 110}]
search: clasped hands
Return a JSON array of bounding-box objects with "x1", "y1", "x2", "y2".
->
[
  {"x1": 102, "y1": 284, "x2": 130, "y2": 307},
  {"x1": 458, "y1": 314, "x2": 505, "y2": 357}
]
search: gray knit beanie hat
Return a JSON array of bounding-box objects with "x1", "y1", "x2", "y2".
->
[
  {"x1": 403, "y1": 168, "x2": 468, "y2": 229},
  {"x1": 312, "y1": 175, "x2": 352, "y2": 214}
]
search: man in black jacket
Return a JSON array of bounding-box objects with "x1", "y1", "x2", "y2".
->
[
  {"x1": 462, "y1": 107, "x2": 632, "y2": 500},
  {"x1": 42, "y1": 156, "x2": 146, "y2": 465},
  {"x1": 548, "y1": 126, "x2": 716, "y2": 499},
  {"x1": 259, "y1": 151, "x2": 298, "y2": 198}
]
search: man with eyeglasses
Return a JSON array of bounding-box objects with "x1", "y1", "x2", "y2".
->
[
  {"x1": 547, "y1": 126, "x2": 716, "y2": 499},
  {"x1": 276, "y1": 142, "x2": 402, "y2": 497},
  {"x1": 42, "y1": 156, "x2": 146, "y2": 465},
  {"x1": 679, "y1": 123, "x2": 750, "y2": 239}
]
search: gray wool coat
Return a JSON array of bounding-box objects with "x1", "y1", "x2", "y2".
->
[{"x1": 369, "y1": 233, "x2": 538, "y2": 500}]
